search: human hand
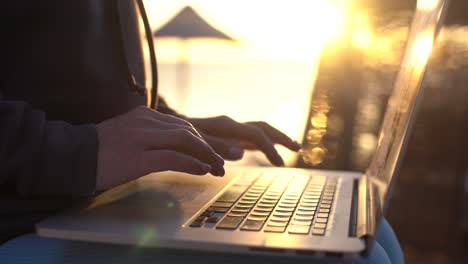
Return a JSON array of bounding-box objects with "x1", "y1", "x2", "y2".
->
[
  {"x1": 95, "y1": 106, "x2": 225, "y2": 191},
  {"x1": 186, "y1": 116, "x2": 302, "y2": 167}
]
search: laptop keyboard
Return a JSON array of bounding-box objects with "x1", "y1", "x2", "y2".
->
[{"x1": 189, "y1": 173, "x2": 338, "y2": 235}]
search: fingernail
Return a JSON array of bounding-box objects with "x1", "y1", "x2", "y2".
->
[
  {"x1": 229, "y1": 146, "x2": 244, "y2": 159},
  {"x1": 218, "y1": 167, "x2": 225, "y2": 177},
  {"x1": 212, "y1": 166, "x2": 225, "y2": 177},
  {"x1": 214, "y1": 153, "x2": 225, "y2": 165},
  {"x1": 201, "y1": 163, "x2": 212, "y2": 173},
  {"x1": 293, "y1": 141, "x2": 303, "y2": 149},
  {"x1": 278, "y1": 156, "x2": 285, "y2": 167}
]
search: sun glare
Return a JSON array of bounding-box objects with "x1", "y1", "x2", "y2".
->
[
  {"x1": 146, "y1": 0, "x2": 349, "y2": 63},
  {"x1": 410, "y1": 29, "x2": 435, "y2": 67},
  {"x1": 351, "y1": 13, "x2": 373, "y2": 49},
  {"x1": 417, "y1": 0, "x2": 441, "y2": 12}
]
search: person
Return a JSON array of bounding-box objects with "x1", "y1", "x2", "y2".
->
[{"x1": 0, "y1": 1, "x2": 404, "y2": 263}]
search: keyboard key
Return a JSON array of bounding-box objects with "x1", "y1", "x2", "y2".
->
[
  {"x1": 320, "y1": 204, "x2": 331, "y2": 209},
  {"x1": 248, "y1": 216, "x2": 268, "y2": 221},
  {"x1": 238, "y1": 200, "x2": 256, "y2": 206},
  {"x1": 304, "y1": 194, "x2": 321, "y2": 198},
  {"x1": 263, "y1": 195, "x2": 281, "y2": 199},
  {"x1": 241, "y1": 197, "x2": 258, "y2": 202},
  {"x1": 296, "y1": 212, "x2": 315, "y2": 218},
  {"x1": 267, "y1": 221, "x2": 288, "y2": 227},
  {"x1": 319, "y1": 208, "x2": 330, "y2": 213},
  {"x1": 247, "y1": 190, "x2": 264, "y2": 195},
  {"x1": 251, "y1": 186, "x2": 266, "y2": 191},
  {"x1": 201, "y1": 210, "x2": 214, "y2": 217},
  {"x1": 298, "y1": 206, "x2": 316, "y2": 212},
  {"x1": 189, "y1": 221, "x2": 204, "y2": 228},
  {"x1": 217, "y1": 216, "x2": 244, "y2": 230},
  {"x1": 264, "y1": 225, "x2": 286, "y2": 233},
  {"x1": 231, "y1": 208, "x2": 250, "y2": 213},
  {"x1": 265, "y1": 191, "x2": 282, "y2": 195},
  {"x1": 304, "y1": 190, "x2": 322, "y2": 194},
  {"x1": 270, "y1": 216, "x2": 290, "y2": 222},
  {"x1": 300, "y1": 202, "x2": 318, "y2": 207},
  {"x1": 212, "y1": 202, "x2": 234, "y2": 208},
  {"x1": 312, "y1": 228, "x2": 326, "y2": 235},
  {"x1": 210, "y1": 207, "x2": 229, "y2": 213},
  {"x1": 316, "y1": 218, "x2": 328, "y2": 223},
  {"x1": 321, "y1": 200, "x2": 332, "y2": 205},
  {"x1": 241, "y1": 220, "x2": 265, "y2": 231},
  {"x1": 280, "y1": 201, "x2": 298, "y2": 206},
  {"x1": 206, "y1": 216, "x2": 221, "y2": 223},
  {"x1": 295, "y1": 215, "x2": 314, "y2": 221},
  {"x1": 278, "y1": 203, "x2": 296, "y2": 208},
  {"x1": 251, "y1": 211, "x2": 270, "y2": 217},
  {"x1": 303, "y1": 199, "x2": 320, "y2": 203},
  {"x1": 255, "y1": 207, "x2": 273, "y2": 212},
  {"x1": 273, "y1": 211, "x2": 293, "y2": 217},
  {"x1": 228, "y1": 212, "x2": 247, "y2": 217},
  {"x1": 276, "y1": 207, "x2": 294, "y2": 212},
  {"x1": 288, "y1": 225, "x2": 311, "y2": 234},
  {"x1": 190, "y1": 216, "x2": 207, "y2": 227},
  {"x1": 292, "y1": 220, "x2": 312, "y2": 226},
  {"x1": 235, "y1": 205, "x2": 254, "y2": 210},
  {"x1": 314, "y1": 223, "x2": 327, "y2": 229},
  {"x1": 317, "y1": 213, "x2": 329, "y2": 218},
  {"x1": 257, "y1": 203, "x2": 276, "y2": 208},
  {"x1": 217, "y1": 189, "x2": 245, "y2": 202}
]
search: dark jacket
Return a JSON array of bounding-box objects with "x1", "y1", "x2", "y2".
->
[{"x1": 0, "y1": 1, "x2": 174, "y2": 243}]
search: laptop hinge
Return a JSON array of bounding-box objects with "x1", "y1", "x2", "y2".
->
[{"x1": 355, "y1": 175, "x2": 376, "y2": 256}]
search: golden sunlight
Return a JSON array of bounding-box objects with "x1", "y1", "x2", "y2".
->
[
  {"x1": 410, "y1": 29, "x2": 435, "y2": 67},
  {"x1": 351, "y1": 13, "x2": 373, "y2": 49},
  {"x1": 144, "y1": 0, "x2": 352, "y2": 166},
  {"x1": 417, "y1": 0, "x2": 441, "y2": 12},
  {"x1": 146, "y1": 0, "x2": 349, "y2": 63}
]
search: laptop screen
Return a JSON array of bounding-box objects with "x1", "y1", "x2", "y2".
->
[{"x1": 366, "y1": 0, "x2": 448, "y2": 212}]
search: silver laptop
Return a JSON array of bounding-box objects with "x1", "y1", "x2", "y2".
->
[{"x1": 37, "y1": 0, "x2": 448, "y2": 259}]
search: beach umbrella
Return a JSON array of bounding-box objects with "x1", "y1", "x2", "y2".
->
[{"x1": 154, "y1": 6, "x2": 235, "y2": 107}]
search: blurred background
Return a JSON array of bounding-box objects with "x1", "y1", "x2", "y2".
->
[{"x1": 144, "y1": 0, "x2": 467, "y2": 262}]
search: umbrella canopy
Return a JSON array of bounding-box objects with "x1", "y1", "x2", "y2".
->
[{"x1": 154, "y1": 6, "x2": 234, "y2": 41}]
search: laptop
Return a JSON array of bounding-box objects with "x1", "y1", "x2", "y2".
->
[{"x1": 37, "y1": 0, "x2": 448, "y2": 259}]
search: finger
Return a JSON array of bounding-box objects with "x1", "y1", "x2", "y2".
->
[
  {"x1": 239, "y1": 141, "x2": 258, "y2": 150},
  {"x1": 131, "y1": 116, "x2": 204, "y2": 141},
  {"x1": 153, "y1": 113, "x2": 204, "y2": 138},
  {"x1": 248, "y1": 122, "x2": 302, "y2": 151},
  {"x1": 238, "y1": 125, "x2": 284, "y2": 167},
  {"x1": 153, "y1": 112, "x2": 195, "y2": 130},
  {"x1": 140, "y1": 150, "x2": 212, "y2": 176},
  {"x1": 203, "y1": 134, "x2": 244, "y2": 161},
  {"x1": 135, "y1": 106, "x2": 197, "y2": 133},
  {"x1": 135, "y1": 129, "x2": 225, "y2": 176},
  {"x1": 189, "y1": 116, "x2": 284, "y2": 166}
]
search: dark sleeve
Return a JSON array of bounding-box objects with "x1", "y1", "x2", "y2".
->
[{"x1": 0, "y1": 101, "x2": 98, "y2": 197}]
